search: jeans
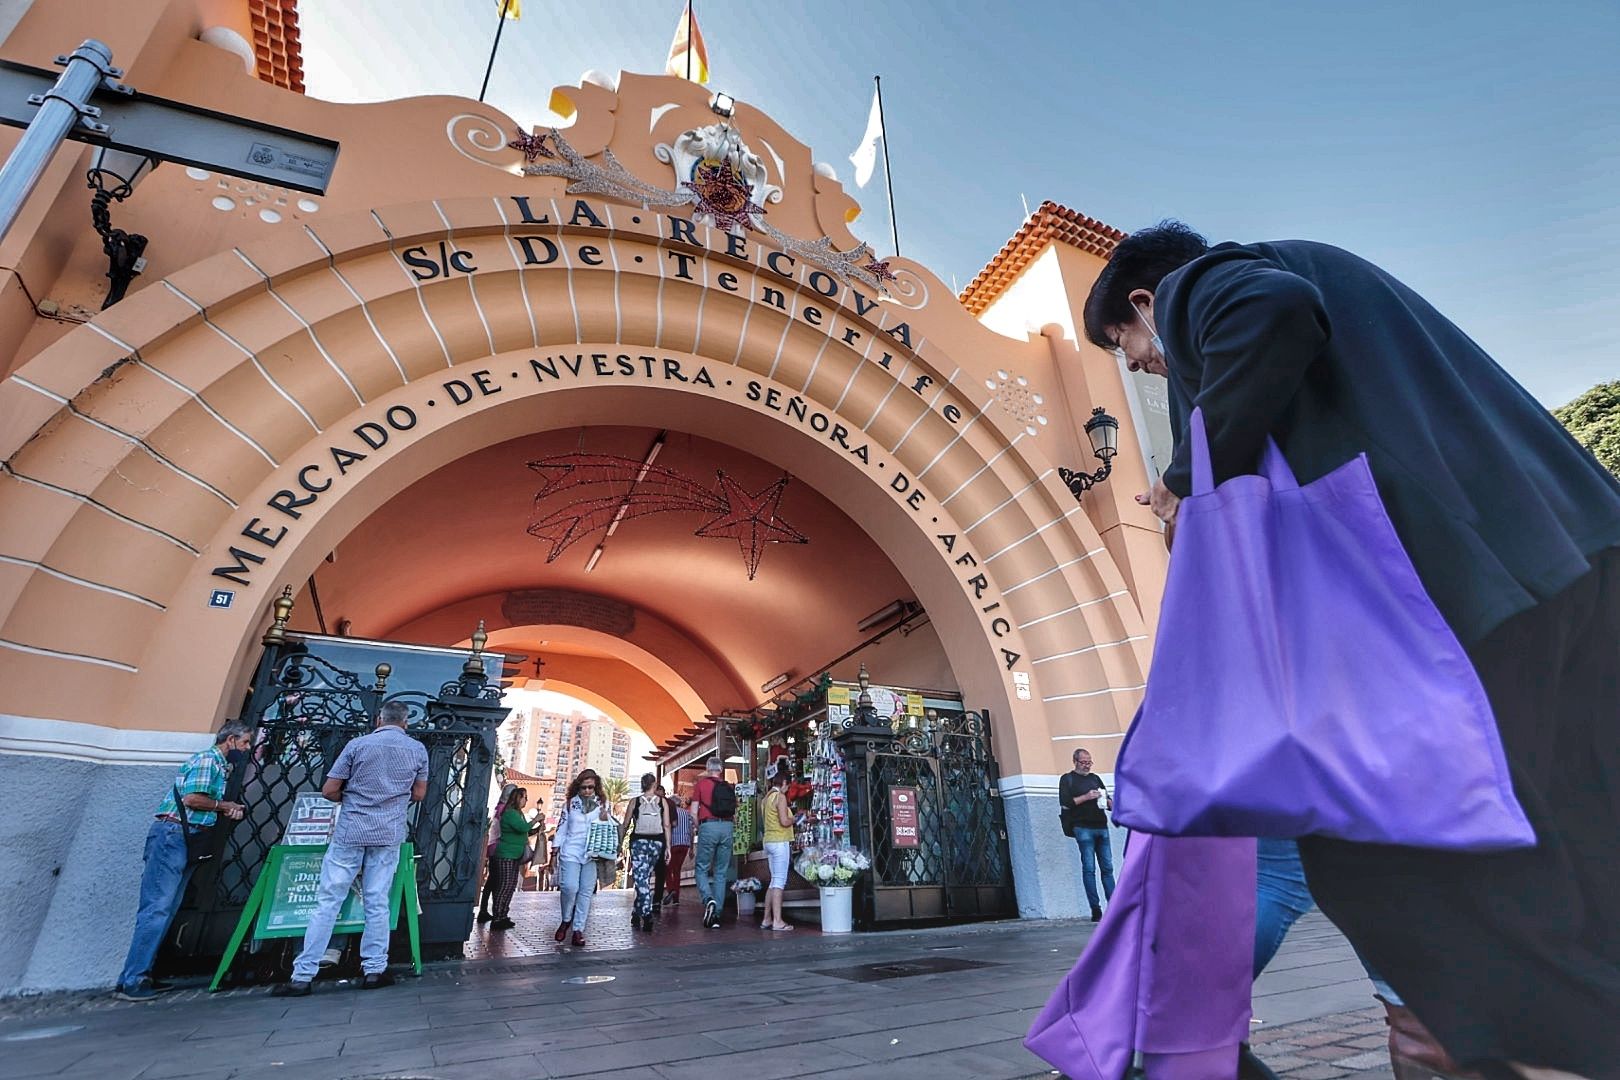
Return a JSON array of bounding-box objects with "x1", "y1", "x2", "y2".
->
[
  {"x1": 1071, "y1": 826, "x2": 1116, "y2": 909},
  {"x1": 693, "y1": 819, "x2": 733, "y2": 909},
  {"x1": 556, "y1": 857, "x2": 597, "y2": 928},
  {"x1": 291, "y1": 841, "x2": 400, "y2": 982},
  {"x1": 1254, "y1": 837, "x2": 1316, "y2": 976},
  {"x1": 118, "y1": 820, "x2": 196, "y2": 989},
  {"x1": 1253, "y1": 837, "x2": 1402, "y2": 1005}
]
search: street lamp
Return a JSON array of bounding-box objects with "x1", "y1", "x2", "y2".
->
[
  {"x1": 1058, "y1": 407, "x2": 1120, "y2": 501},
  {"x1": 86, "y1": 146, "x2": 157, "y2": 309}
]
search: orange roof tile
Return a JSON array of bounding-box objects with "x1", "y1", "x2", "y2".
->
[
  {"x1": 248, "y1": 0, "x2": 305, "y2": 93},
  {"x1": 958, "y1": 200, "x2": 1125, "y2": 316}
]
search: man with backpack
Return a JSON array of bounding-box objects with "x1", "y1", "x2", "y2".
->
[{"x1": 691, "y1": 755, "x2": 736, "y2": 928}]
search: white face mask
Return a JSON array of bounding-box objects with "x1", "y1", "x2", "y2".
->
[{"x1": 1134, "y1": 303, "x2": 1164, "y2": 355}]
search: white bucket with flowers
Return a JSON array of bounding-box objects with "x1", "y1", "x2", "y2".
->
[{"x1": 794, "y1": 845, "x2": 871, "y2": 933}]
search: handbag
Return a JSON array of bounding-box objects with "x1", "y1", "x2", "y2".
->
[
  {"x1": 1025, "y1": 834, "x2": 1255, "y2": 1078},
  {"x1": 1113, "y1": 409, "x2": 1534, "y2": 850},
  {"x1": 172, "y1": 785, "x2": 216, "y2": 865},
  {"x1": 584, "y1": 817, "x2": 619, "y2": 861}
]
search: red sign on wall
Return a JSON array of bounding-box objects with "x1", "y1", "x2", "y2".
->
[{"x1": 889, "y1": 787, "x2": 920, "y2": 848}]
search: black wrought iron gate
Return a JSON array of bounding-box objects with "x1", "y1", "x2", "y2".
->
[
  {"x1": 162, "y1": 625, "x2": 508, "y2": 977},
  {"x1": 838, "y1": 709, "x2": 1016, "y2": 925}
]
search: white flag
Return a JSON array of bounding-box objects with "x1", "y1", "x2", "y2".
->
[{"x1": 849, "y1": 88, "x2": 883, "y2": 188}]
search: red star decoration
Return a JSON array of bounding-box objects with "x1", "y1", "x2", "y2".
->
[
  {"x1": 693, "y1": 472, "x2": 808, "y2": 579},
  {"x1": 683, "y1": 159, "x2": 766, "y2": 233},
  {"x1": 864, "y1": 259, "x2": 897, "y2": 283},
  {"x1": 508, "y1": 129, "x2": 555, "y2": 163}
]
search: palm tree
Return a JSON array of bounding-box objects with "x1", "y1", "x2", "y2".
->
[{"x1": 600, "y1": 776, "x2": 630, "y2": 810}]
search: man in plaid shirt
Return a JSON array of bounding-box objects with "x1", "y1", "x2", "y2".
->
[
  {"x1": 115, "y1": 723, "x2": 252, "y2": 1002},
  {"x1": 274, "y1": 700, "x2": 428, "y2": 995}
]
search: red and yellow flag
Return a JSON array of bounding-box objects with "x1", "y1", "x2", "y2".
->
[{"x1": 666, "y1": 3, "x2": 709, "y2": 84}]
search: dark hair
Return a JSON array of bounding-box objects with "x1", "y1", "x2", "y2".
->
[
  {"x1": 1082, "y1": 220, "x2": 1209, "y2": 350},
  {"x1": 567, "y1": 769, "x2": 601, "y2": 801},
  {"x1": 508, "y1": 786, "x2": 528, "y2": 810},
  {"x1": 640, "y1": 772, "x2": 657, "y2": 792}
]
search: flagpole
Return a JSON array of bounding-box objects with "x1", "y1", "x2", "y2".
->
[
  {"x1": 686, "y1": 1, "x2": 694, "y2": 81},
  {"x1": 478, "y1": 0, "x2": 513, "y2": 103},
  {"x1": 874, "y1": 74, "x2": 900, "y2": 257}
]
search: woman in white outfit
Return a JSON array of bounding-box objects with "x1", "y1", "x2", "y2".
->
[{"x1": 552, "y1": 769, "x2": 609, "y2": 947}]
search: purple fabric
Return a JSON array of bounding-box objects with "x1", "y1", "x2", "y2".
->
[
  {"x1": 1025, "y1": 834, "x2": 1255, "y2": 1079},
  {"x1": 1114, "y1": 409, "x2": 1534, "y2": 851}
]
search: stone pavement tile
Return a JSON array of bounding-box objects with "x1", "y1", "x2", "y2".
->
[
  {"x1": 138, "y1": 1033, "x2": 349, "y2": 1078},
  {"x1": 1298, "y1": 1044, "x2": 1362, "y2": 1060},
  {"x1": 506, "y1": 1004, "x2": 660, "y2": 1031},
  {"x1": 9, "y1": 1044, "x2": 93, "y2": 1078},
  {"x1": 821, "y1": 1038, "x2": 1047, "y2": 1080},
  {"x1": 414, "y1": 1051, "x2": 550, "y2": 1079},
  {"x1": 1335, "y1": 1050, "x2": 1392, "y2": 1071},
  {"x1": 978, "y1": 1007, "x2": 1040, "y2": 1037},
  {"x1": 700, "y1": 1009, "x2": 882, "y2": 1051},
  {"x1": 1347, "y1": 1034, "x2": 1387, "y2": 1050},
  {"x1": 1251, "y1": 1053, "x2": 1315, "y2": 1071},
  {"x1": 430, "y1": 1024, "x2": 617, "y2": 1066},
  {"x1": 339, "y1": 1018, "x2": 513, "y2": 1057},
  {"x1": 650, "y1": 1040, "x2": 872, "y2": 1080},
  {"x1": 834, "y1": 1018, "x2": 1018, "y2": 1062},
  {"x1": 546, "y1": 1032, "x2": 734, "y2": 1077},
  {"x1": 849, "y1": 994, "x2": 1009, "y2": 1030},
  {"x1": 1284, "y1": 1065, "x2": 1351, "y2": 1080}
]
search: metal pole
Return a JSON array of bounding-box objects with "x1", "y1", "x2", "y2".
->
[
  {"x1": 0, "y1": 39, "x2": 116, "y2": 247},
  {"x1": 477, "y1": 0, "x2": 511, "y2": 103},
  {"x1": 874, "y1": 74, "x2": 900, "y2": 257}
]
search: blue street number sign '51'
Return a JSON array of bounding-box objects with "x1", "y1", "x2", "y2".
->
[{"x1": 208, "y1": 589, "x2": 234, "y2": 609}]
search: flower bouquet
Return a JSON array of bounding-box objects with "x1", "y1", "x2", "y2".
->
[
  {"x1": 731, "y1": 876, "x2": 763, "y2": 894},
  {"x1": 794, "y1": 844, "x2": 871, "y2": 888}
]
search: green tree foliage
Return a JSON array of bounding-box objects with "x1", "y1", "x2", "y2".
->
[
  {"x1": 600, "y1": 775, "x2": 630, "y2": 809},
  {"x1": 1553, "y1": 380, "x2": 1620, "y2": 479}
]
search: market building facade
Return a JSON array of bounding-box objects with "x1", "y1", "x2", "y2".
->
[{"x1": 0, "y1": 0, "x2": 1168, "y2": 993}]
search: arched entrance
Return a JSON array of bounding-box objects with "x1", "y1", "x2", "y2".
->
[{"x1": 0, "y1": 63, "x2": 1165, "y2": 989}]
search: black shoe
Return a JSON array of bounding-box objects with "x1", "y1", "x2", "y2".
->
[
  {"x1": 491, "y1": 917, "x2": 515, "y2": 930},
  {"x1": 113, "y1": 982, "x2": 160, "y2": 1002},
  {"x1": 360, "y1": 972, "x2": 396, "y2": 990},
  {"x1": 476, "y1": 911, "x2": 492, "y2": 924},
  {"x1": 148, "y1": 978, "x2": 175, "y2": 993},
  {"x1": 703, "y1": 899, "x2": 718, "y2": 927},
  {"x1": 641, "y1": 914, "x2": 655, "y2": 931},
  {"x1": 271, "y1": 980, "x2": 312, "y2": 997},
  {"x1": 1237, "y1": 1043, "x2": 1282, "y2": 1080},
  {"x1": 1089, "y1": 906, "x2": 1103, "y2": 922}
]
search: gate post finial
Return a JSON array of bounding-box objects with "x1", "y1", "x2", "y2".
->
[
  {"x1": 463, "y1": 619, "x2": 488, "y2": 676},
  {"x1": 374, "y1": 662, "x2": 391, "y2": 694},
  {"x1": 262, "y1": 584, "x2": 295, "y2": 646}
]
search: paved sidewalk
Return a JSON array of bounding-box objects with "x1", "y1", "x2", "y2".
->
[{"x1": 1, "y1": 912, "x2": 1392, "y2": 1080}]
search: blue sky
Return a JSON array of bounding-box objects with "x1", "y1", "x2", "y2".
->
[{"x1": 298, "y1": 1, "x2": 1618, "y2": 407}]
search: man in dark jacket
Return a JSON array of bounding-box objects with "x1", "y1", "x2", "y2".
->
[{"x1": 1084, "y1": 222, "x2": 1620, "y2": 1079}]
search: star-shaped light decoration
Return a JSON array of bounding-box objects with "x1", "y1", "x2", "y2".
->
[
  {"x1": 693, "y1": 472, "x2": 808, "y2": 579},
  {"x1": 863, "y1": 259, "x2": 898, "y2": 283},
  {"x1": 508, "y1": 128, "x2": 555, "y2": 164},
  {"x1": 683, "y1": 158, "x2": 766, "y2": 235}
]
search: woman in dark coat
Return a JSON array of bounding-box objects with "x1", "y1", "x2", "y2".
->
[{"x1": 1085, "y1": 222, "x2": 1620, "y2": 1079}]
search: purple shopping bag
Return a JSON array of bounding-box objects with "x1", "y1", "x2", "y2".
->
[
  {"x1": 1025, "y1": 834, "x2": 1255, "y2": 1080},
  {"x1": 1114, "y1": 409, "x2": 1533, "y2": 851}
]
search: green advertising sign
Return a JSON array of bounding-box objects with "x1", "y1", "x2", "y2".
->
[
  {"x1": 210, "y1": 842, "x2": 421, "y2": 991},
  {"x1": 256, "y1": 846, "x2": 368, "y2": 937}
]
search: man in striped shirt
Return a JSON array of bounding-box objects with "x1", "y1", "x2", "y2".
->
[
  {"x1": 274, "y1": 701, "x2": 428, "y2": 996},
  {"x1": 115, "y1": 723, "x2": 252, "y2": 1002}
]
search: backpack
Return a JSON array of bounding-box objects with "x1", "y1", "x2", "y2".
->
[
  {"x1": 633, "y1": 794, "x2": 663, "y2": 836},
  {"x1": 705, "y1": 777, "x2": 737, "y2": 819}
]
